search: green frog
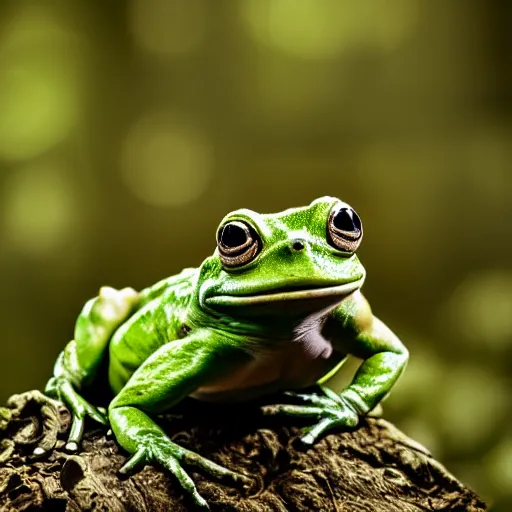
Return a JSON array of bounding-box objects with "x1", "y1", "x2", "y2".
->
[{"x1": 43, "y1": 196, "x2": 408, "y2": 508}]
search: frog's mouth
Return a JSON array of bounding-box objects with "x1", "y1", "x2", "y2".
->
[{"x1": 206, "y1": 278, "x2": 364, "y2": 306}]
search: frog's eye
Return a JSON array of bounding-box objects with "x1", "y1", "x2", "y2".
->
[
  {"x1": 217, "y1": 221, "x2": 261, "y2": 268},
  {"x1": 327, "y1": 205, "x2": 363, "y2": 253}
]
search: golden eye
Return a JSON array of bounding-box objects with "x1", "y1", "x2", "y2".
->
[
  {"x1": 327, "y1": 205, "x2": 363, "y2": 253},
  {"x1": 217, "y1": 221, "x2": 260, "y2": 268}
]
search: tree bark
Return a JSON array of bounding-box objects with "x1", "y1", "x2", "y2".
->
[{"x1": 0, "y1": 390, "x2": 486, "y2": 512}]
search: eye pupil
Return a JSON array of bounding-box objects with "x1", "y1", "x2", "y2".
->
[
  {"x1": 327, "y1": 204, "x2": 363, "y2": 253},
  {"x1": 217, "y1": 220, "x2": 261, "y2": 268},
  {"x1": 333, "y1": 208, "x2": 360, "y2": 232},
  {"x1": 221, "y1": 223, "x2": 248, "y2": 248}
]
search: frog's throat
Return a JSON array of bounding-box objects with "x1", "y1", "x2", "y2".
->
[{"x1": 205, "y1": 278, "x2": 364, "y2": 306}]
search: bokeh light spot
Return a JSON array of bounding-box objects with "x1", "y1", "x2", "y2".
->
[
  {"x1": 128, "y1": 0, "x2": 207, "y2": 57},
  {"x1": 445, "y1": 270, "x2": 512, "y2": 350},
  {"x1": 0, "y1": 68, "x2": 78, "y2": 161},
  {"x1": 0, "y1": 5, "x2": 82, "y2": 161},
  {"x1": 486, "y1": 437, "x2": 512, "y2": 496},
  {"x1": 241, "y1": 0, "x2": 417, "y2": 58},
  {"x1": 120, "y1": 112, "x2": 212, "y2": 208},
  {"x1": 438, "y1": 365, "x2": 507, "y2": 451},
  {"x1": 3, "y1": 164, "x2": 77, "y2": 256}
]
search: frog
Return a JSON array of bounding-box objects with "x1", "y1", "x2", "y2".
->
[{"x1": 41, "y1": 196, "x2": 408, "y2": 509}]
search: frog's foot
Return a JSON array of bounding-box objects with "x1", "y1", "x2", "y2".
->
[
  {"x1": 119, "y1": 435, "x2": 251, "y2": 510},
  {"x1": 44, "y1": 377, "x2": 108, "y2": 454},
  {"x1": 262, "y1": 385, "x2": 359, "y2": 446}
]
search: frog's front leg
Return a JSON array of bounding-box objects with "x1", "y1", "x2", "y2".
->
[
  {"x1": 108, "y1": 329, "x2": 252, "y2": 510},
  {"x1": 43, "y1": 286, "x2": 139, "y2": 453},
  {"x1": 266, "y1": 293, "x2": 408, "y2": 445}
]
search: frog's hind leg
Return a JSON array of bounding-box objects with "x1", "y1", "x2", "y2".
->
[{"x1": 44, "y1": 286, "x2": 139, "y2": 453}]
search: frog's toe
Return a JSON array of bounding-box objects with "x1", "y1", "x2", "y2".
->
[
  {"x1": 64, "y1": 404, "x2": 108, "y2": 452},
  {"x1": 96, "y1": 406, "x2": 107, "y2": 417},
  {"x1": 119, "y1": 446, "x2": 148, "y2": 474},
  {"x1": 261, "y1": 403, "x2": 324, "y2": 418},
  {"x1": 299, "y1": 417, "x2": 335, "y2": 445},
  {"x1": 299, "y1": 433, "x2": 316, "y2": 446},
  {"x1": 65, "y1": 441, "x2": 79, "y2": 453},
  {"x1": 181, "y1": 448, "x2": 252, "y2": 487},
  {"x1": 192, "y1": 491, "x2": 210, "y2": 510},
  {"x1": 32, "y1": 446, "x2": 47, "y2": 457},
  {"x1": 173, "y1": 463, "x2": 209, "y2": 510},
  {"x1": 155, "y1": 451, "x2": 211, "y2": 510},
  {"x1": 66, "y1": 414, "x2": 85, "y2": 450},
  {"x1": 299, "y1": 410, "x2": 359, "y2": 446},
  {"x1": 119, "y1": 444, "x2": 211, "y2": 509},
  {"x1": 76, "y1": 399, "x2": 108, "y2": 425},
  {"x1": 88, "y1": 407, "x2": 108, "y2": 425}
]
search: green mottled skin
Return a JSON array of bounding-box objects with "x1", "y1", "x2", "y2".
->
[{"x1": 44, "y1": 196, "x2": 408, "y2": 509}]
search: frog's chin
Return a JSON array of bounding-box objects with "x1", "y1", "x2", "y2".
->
[{"x1": 205, "y1": 279, "x2": 364, "y2": 308}]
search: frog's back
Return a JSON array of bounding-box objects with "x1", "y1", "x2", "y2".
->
[
  {"x1": 138, "y1": 267, "x2": 198, "y2": 307},
  {"x1": 108, "y1": 267, "x2": 198, "y2": 394}
]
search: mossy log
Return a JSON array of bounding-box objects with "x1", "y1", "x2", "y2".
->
[{"x1": 0, "y1": 390, "x2": 486, "y2": 511}]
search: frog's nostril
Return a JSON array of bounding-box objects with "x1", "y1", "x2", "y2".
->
[{"x1": 291, "y1": 239, "x2": 305, "y2": 252}]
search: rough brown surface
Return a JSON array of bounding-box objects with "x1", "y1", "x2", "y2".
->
[{"x1": 0, "y1": 390, "x2": 486, "y2": 512}]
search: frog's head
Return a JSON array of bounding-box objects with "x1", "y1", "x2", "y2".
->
[{"x1": 198, "y1": 196, "x2": 366, "y2": 315}]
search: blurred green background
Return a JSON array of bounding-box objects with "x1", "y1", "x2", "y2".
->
[{"x1": 0, "y1": 0, "x2": 510, "y2": 509}]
